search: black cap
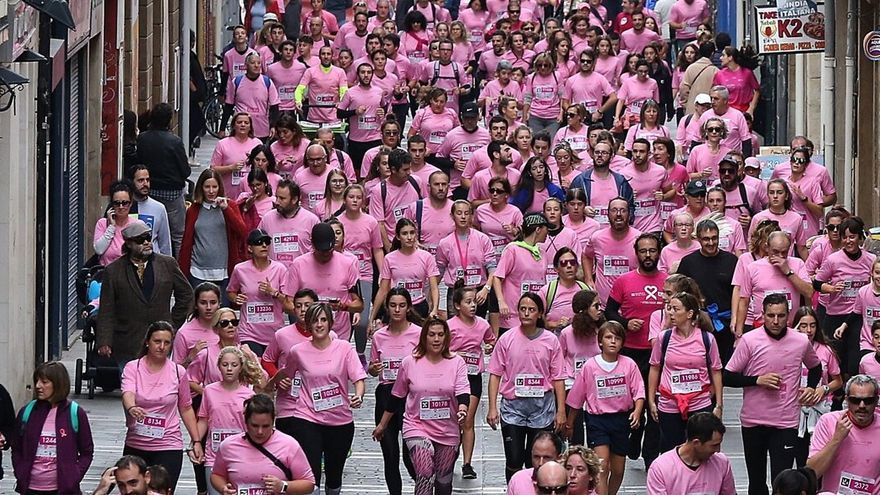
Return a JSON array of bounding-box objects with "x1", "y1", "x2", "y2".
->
[
  {"x1": 523, "y1": 212, "x2": 550, "y2": 228},
  {"x1": 460, "y1": 101, "x2": 479, "y2": 118},
  {"x1": 247, "y1": 229, "x2": 271, "y2": 245},
  {"x1": 685, "y1": 179, "x2": 707, "y2": 196},
  {"x1": 312, "y1": 222, "x2": 336, "y2": 252}
]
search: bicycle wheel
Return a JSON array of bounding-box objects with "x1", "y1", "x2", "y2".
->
[{"x1": 203, "y1": 94, "x2": 224, "y2": 138}]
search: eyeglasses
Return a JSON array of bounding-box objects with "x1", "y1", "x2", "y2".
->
[
  {"x1": 826, "y1": 224, "x2": 841, "y2": 232},
  {"x1": 306, "y1": 156, "x2": 327, "y2": 163},
  {"x1": 637, "y1": 248, "x2": 659, "y2": 254},
  {"x1": 536, "y1": 63, "x2": 551, "y2": 68},
  {"x1": 593, "y1": 150, "x2": 611, "y2": 156},
  {"x1": 567, "y1": 112, "x2": 580, "y2": 118},
  {"x1": 847, "y1": 396, "x2": 878, "y2": 406},
  {"x1": 249, "y1": 238, "x2": 272, "y2": 246},
  {"x1": 675, "y1": 222, "x2": 694, "y2": 227},
  {"x1": 129, "y1": 235, "x2": 152, "y2": 245},
  {"x1": 218, "y1": 318, "x2": 240, "y2": 328},
  {"x1": 558, "y1": 259, "x2": 579, "y2": 267},
  {"x1": 508, "y1": 9, "x2": 521, "y2": 13},
  {"x1": 383, "y1": 130, "x2": 400, "y2": 136},
  {"x1": 707, "y1": 127, "x2": 724, "y2": 133},
  {"x1": 489, "y1": 188, "x2": 507, "y2": 195},
  {"x1": 719, "y1": 168, "x2": 736, "y2": 175},
  {"x1": 792, "y1": 157, "x2": 808, "y2": 164},
  {"x1": 580, "y1": 59, "x2": 594, "y2": 64},
  {"x1": 536, "y1": 485, "x2": 569, "y2": 494},
  {"x1": 112, "y1": 200, "x2": 132, "y2": 207}
]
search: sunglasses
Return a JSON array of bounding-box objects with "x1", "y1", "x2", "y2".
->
[
  {"x1": 509, "y1": 9, "x2": 521, "y2": 13},
  {"x1": 489, "y1": 188, "x2": 507, "y2": 195},
  {"x1": 792, "y1": 157, "x2": 808, "y2": 164},
  {"x1": 112, "y1": 200, "x2": 132, "y2": 207},
  {"x1": 536, "y1": 485, "x2": 569, "y2": 494},
  {"x1": 567, "y1": 112, "x2": 580, "y2": 118},
  {"x1": 707, "y1": 127, "x2": 724, "y2": 133},
  {"x1": 847, "y1": 396, "x2": 878, "y2": 406},
  {"x1": 826, "y1": 224, "x2": 840, "y2": 232},
  {"x1": 580, "y1": 59, "x2": 594, "y2": 63},
  {"x1": 130, "y1": 235, "x2": 152, "y2": 245},
  {"x1": 558, "y1": 259, "x2": 578, "y2": 267},
  {"x1": 218, "y1": 318, "x2": 240, "y2": 328},
  {"x1": 249, "y1": 238, "x2": 272, "y2": 246},
  {"x1": 719, "y1": 168, "x2": 736, "y2": 174},
  {"x1": 536, "y1": 63, "x2": 551, "y2": 68}
]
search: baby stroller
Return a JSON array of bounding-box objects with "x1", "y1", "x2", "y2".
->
[{"x1": 73, "y1": 261, "x2": 121, "y2": 398}]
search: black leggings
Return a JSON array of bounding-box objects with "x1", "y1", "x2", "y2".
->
[
  {"x1": 375, "y1": 383, "x2": 415, "y2": 495},
  {"x1": 287, "y1": 418, "x2": 354, "y2": 491},
  {"x1": 500, "y1": 420, "x2": 553, "y2": 483},
  {"x1": 122, "y1": 445, "x2": 184, "y2": 492},
  {"x1": 819, "y1": 307, "x2": 861, "y2": 377},
  {"x1": 657, "y1": 405, "x2": 714, "y2": 453},
  {"x1": 190, "y1": 394, "x2": 208, "y2": 493},
  {"x1": 275, "y1": 415, "x2": 298, "y2": 438},
  {"x1": 741, "y1": 426, "x2": 797, "y2": 495},
  {"x1": 794, "y1": 429, "x2": 811, "y2": 468},
  {"x1": 347, "y1": 139, "x2": 381, "y2": 178}
]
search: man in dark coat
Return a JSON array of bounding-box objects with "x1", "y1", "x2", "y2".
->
[{"x1": 96, "y1": 220, "x2": 193, "y2": 364}]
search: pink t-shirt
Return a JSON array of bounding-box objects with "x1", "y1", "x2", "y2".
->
[
  {"x1": 267, "y1": 62, "x2": 304, "y2": 110},
  {"x1": 624, "y1": 124, "x2": 670, "y2": 152},
  {"x1": 749, "y1": 208, "x2": 808, "y2": 253},
  {"x1": 659, "y1": 240, "x2": 700, "y2": 273},
  {"x1": 563, "y1": 215, "x2": 601, "y2": 251},
  {"x1": 468, "y1": 167, "x2": 522, "y2": 203},
  {"x1": 506, "y1": 467, "x2": 535, "y2": 495},
  {"x1": 698, "y1": 107, "x2": 751, "y2": 152},
  {"x1": 392, "y1": 355, "x2": 470, "y2": 445},
  {"x1": 646, "y1": 450, "x2": 736, "y2": 495},
  {"x1": 725, "y1": 328, "x2": 820, "y2": 428},
  {"x1": 553, "y1": 125, "x2": 591, "y2": 158},
  {"x1": 403, "y1": 199, "x2": 456, "y2": 255},
  {"x1": 608, "y1": 269, "x2": 668, "y2": 349},
  {"x1": 475, "y1": 203, "x2": 525, "y2": 257},
  {"x1": 663, "y1": 206, "x2": 710, "y2": 237},
  {"x1": 379, "y1": 248, "x2": 439, "y2": 305},
  {"x1": 477, "y1": 49, "x2": 506, "y2": 82},
  {"x1": 853, "y1": 284, "x2": 880, "y2": 352},
  {"x1": 223, "y1": 47, "x2": 258, "y2": 80},
  {"x1": 173, "y1": 318, "x2": 220, "y2": 366},
  {"x1": 566, "y1": 355, "x2": 645, "y2": 415},
  {"x1": 122, "y1": 358, "x2": 193, "y2": 450},
  {"x1": 197, "y1": 382, "x2": 255, "y2": 467},
  {"x1": 494, "y1": 244, "x2": 549, "y2": 328},
  {"x1": 739, "y1": 257, "x2": 809, "y2": 326},
  {"x1": 540, "y1": 228, "x2": 584, "y2": 282},
  {"x1": 685, "y1": 144, "x2": 732, "y2": 182},
  {"x1": 299, "y1": 65, "x2": 348, "y2": 123},
  {"x1": 563, "y1": 72, "x2": 614, "y2": 113},
  {"x1": 594, "y1": 55, "x2": 622, "y2": 89},
  {"x1": 270, "y1": 139, "x2": 310, "y2": 179},
  {"x1": 338, "y1": 84, "x2": 391, "y2": 143},
  {"x1": 860, "y1": 353, "x2": 880, "y2": 379},
  {"x1": 283, "y1": 339, "x2": 367, "y2": 425},
  {"x1": 338, "y1": 212, "x2": 384, "y2": 280},
  {"x1": 262, "y1": 324, "x2": 313, "y2": 417},
  {"x1": 410, "y1": 108, "x2": 460, "y2": 153},
  {"x1": 449, "y1": 316, "x2": 495, "y2": 375},
  {"x1": 287, "y1": 251, "x2": 360, "y2": 341},
  {"x1": 463, "y1": 147, "x2": 524, "y2": 182},
  {"x1": 524, "y1": 73, "x2": 563, "y2": 120},
  {"x1": 537, "y1": 279, "x2": 585, "y2": 329},
  {"x1": 558, "y1": 326, "x2": 602, "y2": 382},
  {"x1": 211, "y1": 136, "x2": 264, "y2": 199},
  {"x1": 814, "y1": 250, "x2": 875, "y2": 315},
  {"x1": 227, "y1": 260, "x2": 288, "y2": 346},
  {"x1": 481, "y1": 79, "x2": 523, "y2": 125},
  {"x1": 93, "y1": 217, "x2": 134, "y2": 266},
  {"x1": 621, "y1": 162, "x2": 671, "y2": 233},
  {"x1": 617, "y1": 77, "x2": 659, "y2": 117},
  {"x1": 487, "y1": 326, "x2": 566, "y2": 400},
  {"x1": 668, "y1": 0, "x2": 710, "y2": 40},
  {"x1": 370, "y1": 323, "x2": 422, "y2": 384},
  {"x1": 583, "y1": 227, "x2": 642, "y2": 305},
  {"x1": 619, "y1": 27, "x2": 662, "y2": 54},
  {"x1": 369, "y1": 177, "x2": 424, "y2": 239},
  {"x1": 293, "y1": 166, "x2": 333, "y2": 213},
  {"x1": 458, "y1": 8, "x2": 490, "y2": 51},
  {"x1": 435, "y1": 229, "x2": 496, "y2": 287},
  {"x1": 583, "y1": 173, "x2": 621, "y2": 225},
  {"x1": 713, "y1": 66, "x2": 760, "y2": 113},
  {"x1": 225, "y1": 75, "x2": 281, "y2": 138},
  {"x1": 436, "y1": 127, "x2": 491, "y2": 189},
  {"x1": 29, "y1": 407, "x2": 58, "y2": 491},
  {"x1": 212, "y1": 431, "x2": 315, "y2": 488},
  {"x1": 257, "y1": 208, "x2": 319, "y2": 267},
  {"x1": 809, "y1": 410, "x2": 880, "y2": 495},
  {"x1": 649, "y1": 329, "x2": 721, "y2": 414}
]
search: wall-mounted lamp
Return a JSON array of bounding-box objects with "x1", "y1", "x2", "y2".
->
[{"x1": 0, "y1": 67, "x2": 30, "y2": 112}]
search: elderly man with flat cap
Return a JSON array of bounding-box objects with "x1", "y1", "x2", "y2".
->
[{"x1": 97, "y1": 220, "x2": 193, "y2": 366}]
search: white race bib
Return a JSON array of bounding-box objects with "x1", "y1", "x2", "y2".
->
[
  {"x1": 838, "y1": 472, "x2": 877, "y2": 495},
  {"x1": 134, "y1": 413, "x2": 167, "y2": 439},
  {"x1": 358, "y1": 115, "x2": 379, "y2": 130},
  {"x1": 514, "y1": 373, "x2": 546, "y2": 397},
  {"x1": 245, "y1": 302, "x2": 275, "y2": 324},
  {"x1": 602, "y1": 255, "x2": 630, "y2": 276},
  {"x1": 455, "y1": 267, "x2": 482, "y2": 287},
  {"x1": 211, "y1": 429, "x2": 241, "y2": 452},
  {"x1": 289, "y1": 371, "x2": 303, "y2": 399},
  {"x1": 310, "y1": 383, "x2": 344, "y2": 412},
  {"x1": 36, "y1": 433, "x2": 57, "y2": 459},
  {"x1": 382, "y1": 358, "x2": 403, "y2": 381},
  {"x1": 419, "y1": 396, "x2": 452, "y2": 420},
  {"x1": 670, "y1": 368, "x2": 702, "y2": 394},
  {"x1": 460, "y1": 351, "x2": 482, "y2": 375},
  {"x1": 399, "y1": 280, "x2": 424, "y2": 301},
  {"x1": 596, "y1": 374, "x2": 627, "y2": 399},
  {"x1": 520, "y1": 280, "x2": 545, "y2": 295}
]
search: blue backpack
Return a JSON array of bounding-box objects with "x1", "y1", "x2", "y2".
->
[
  {"x1": 233, "y1": 74, "x2": 272, "y2": 99},
  {"x1": 21, "y1": 400, "x2": 80, "y2": 434}
]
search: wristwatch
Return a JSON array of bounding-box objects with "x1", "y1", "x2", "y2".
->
[
  {"x1": 281, "y1": 481, "x2": 288, "y2": 493},
  {"x1": 785, "y1": 269, "x2": 794, "y2": 277}
]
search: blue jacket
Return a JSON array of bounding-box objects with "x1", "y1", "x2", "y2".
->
[
  {"x1": 569, "y1": 169, "x2": 635, "y2": 223},
  {"x1": 509, "y1": 182, "x2": 567, "y2": 212}
]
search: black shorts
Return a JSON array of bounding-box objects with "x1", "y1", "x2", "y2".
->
[
  {"x1": 585, "y1": 412, "x2": 631, "y2": 456},
  {"x1": 487, "y1": 289, "x2": 499, "y2": 313},
  {"x1": 467, "y1": 373, "x2": 482, "y2": 397}
]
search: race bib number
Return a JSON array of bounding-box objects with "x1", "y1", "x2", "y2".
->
[
  {"x1": 315, "y1": 93, "x2": 335, "y2": 104},
  {"x1": 841, "y1": 279, "x2": 868, "y2": 298},
  {"x1": 429, "y1": 130, "x2": 447, "y2": 144},
  {"x1": 134, "y1": 413, "x2": 167, "y2": 439},
  {"x1": 490, "y1": 236, "x2": 507, "y2": 255},
  {"x1": 36, "y1": 433, "x2": 57, "y2": 459},
  {"x1": 358, "y1": 115, "x2": 379, "y2": 130},
  {"x1": 461, "y1": 144, "x2": 480, "y2": 161},
  {"x1": 211, "y1": 429, "x2": 241, "y2": 452},
  {"x1": 596, "y1": 374, "x2": 627, "y2": 399},
  {"x1": 382, "y1": 358, "x2": 403, "y2": 381},
  {"x1": 865, "y1": 307, "x2": 880, "y2": 327},
  {"x1": 399, "y1": 280, "x2": 424, "y2": 301},
  {"x1": 273, "y1": 233, "x2": 300, "y2": 254},
  {"x1": 393, "y1": 206, "x2": 407, "y2": 223},
  {"x1": 307, "y1": 191, "x2": 324, "y2": 209},
  {"x1": 574, "y1": 357, "x2": 587, "y2": 373},
  {"x1": 419, "y1": 396, "x2": 452, "y2": 419},
  {"x1": 602, "y1": 256, "x2": 630, "y2": 276},
  {"x1": 246, "y1": 302, "x2": 275, "y2": 324},
  {"x1": 408, "y1": 51, "x2": 426, "y2": 64},
  {"x1": 627, "y1": 99, "x2": 645, "y2": 114},
  {"x1": 838, "y1": 472, "x2": 877, "y2": 495},
  {"x1": 456, "y1": 267, "x2": 482, "y2": 287},
  {"x1": 514, "y1": 374, "x2": 546, "y2": 397},
  {"x1": 593, "y1": 207, "x2": 609, "y2": 225},
  {"x1": 660, "y1": 202, "x2": 677, "y2": 220},
  {"x1": 469, "y1": 30, "x2": 483, "y2": 43},
  {"x1": 634, "y1": 199, "x2": 658, "y2": 218},
  {"x1": 289, "y1": 371, "x2": 303, "y2": 399},
  {"x1": 545, "y1": 264, "x2": 558, "y2": 284},
  {"x1": 232, "y1": 63, "x2": 247, "y2": 76},
  {"x1": 279, "y1": 86, "x2": 296, "y2": 101},
  {"x1": 238, "y1": 485, "x2": 270, "y2": 495},
  {"x1": 232, "y1": 169, "x2": 246, "y2": 186},
  {"x1": 460, "y1": 352, "x2": 482, "y2": 375},
  {"x1": 534, "y1": 86, "x2": 555, "y2": 102},
  {"x1": 354, "y1": 249, "x2": 369, "y2": 273},
  {"x1": 567, "y1": 135, "x2": 589, "y2": 152},
  {"x1": 582, "y1": 99, "x2": 599, "y2": 112},
  {"x1": 520, "y1": 280, "x2": 545, "y2": 295},
  {"x1": 311, "y1": 383, "x2": 344, "y2": 412},
  {"x1": 670, "y1": 369, "x2": 702, "y2": 394}
]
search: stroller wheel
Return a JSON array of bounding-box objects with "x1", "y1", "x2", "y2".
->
[
  {"x1": 88, "y1": 376, "x2": 96, "y2": 400},
  {"x1": 75, "y1": 358, "x2": 83, "y2": 395}
]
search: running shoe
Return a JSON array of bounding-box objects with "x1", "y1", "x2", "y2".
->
[{"x1": 462, "y1": 463, "x2": 477, "y2": 479}]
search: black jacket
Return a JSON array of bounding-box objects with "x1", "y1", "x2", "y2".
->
[{"x1": 136, "y1": 130, "x2": 190, "y2": 191}]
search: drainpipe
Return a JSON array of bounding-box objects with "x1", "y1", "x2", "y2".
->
[
  {"x1": 843, "y1": 0, "x2": 856, "y2": 211},
  {"x1": 180, "y1": 0, "x2": 191, "y2": 156},
  {"x1": 821, "y1": 0, "x2": 835, "y2": 181}
]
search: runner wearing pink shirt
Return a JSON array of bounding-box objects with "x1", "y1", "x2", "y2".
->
[
  {"x1": 369, "y1": 150, "x2": 424, "y2": 246},
  {"x1": 563, "y1": 188, "x2": 602, "y2": 253},
  {"x1": 294, "y1": 46, "x2": 349, "y2": 123},
  {"x1": 459, "y1": 0, "x2": 490, "y2": 53},
  {"x1": 432, "y1": 104, "x2": 491, "y2": 193},
  {"x1": 270, "y1": 303, "x2": 367, "y2": 494},
  {"x1": 222, "y1": 26, "x2": 257, "y2": 85},
  {"x1": 492, "y1": 213, "x2": 550, "y2": 331},
  {"x1": 850, "y1": 259, "x2": 880, "y2": 355},
  {"x1": 582, "y1": 200, "x2": 642, "y2": 305},
  {"x1": 562, "y1": 52, "x2": 618, "y2": 123},
  {"x1": 267, "y1": 42, "x2": 304, "y2": 112},
  {"x1": 667, "y1": 0, "x2": 710, "y2": 45},
  {"x1": 614, "y1": 61, "x2": 659, "y2": 129},
  {"x1": 447, "y1": 284, "x2": 496, "y2": 478},
  {"x1": 210, "y1": 114, "x2": 263, "y2": 199},
  {"x1": 403, "y1": 171, "x2": 455, "y2": 257},
  {"x1": 698, "y1": 86, "x2": 753, "y2": 155},
  {"x1": 771, "y1": 136, "x2": 837, "y2": 215},
  {"x1": 337, "y1": 64, "x2": 390, "y2": 172},
  {"x1": 173, "y1": 283, "x2": 222, "y2": 367},
  {"x1": 406, "y1": 137, "x2": 442, "y2": 195},
  {"x1": 724, "y1": 293, "x2": 823, "y2": 494},
  {"x1": 478, "y1": 32, "x2": 507, "y2": 83},
  {"x1": 368, "y1": 289, "x2": 421, "y2": 495},
  {"x1": 436, "y1": 201, "x2": 496, "y2": 314},
  {"x1": 659, "y1": 213, "x2": 700, "y2": 273},
  {"x1": 209, "y1": 394, "x2": 315, "y2": 495},
  {"x1": 461, "y1": 117, "x2": 523, "y2": 189},
  {"x1": 409, "y1": 89, "x2": 460, "y2": 153},
  {"x1": 523, "y1": 54, "x2": 565, "y2": 136},
  {"x1": 121, "y1": 323, "x2": 203, "y2": 490},
  {"x1": 222, "y1": 53, "x2": 281, "y2": 140},
  {"x1": 619, "y1": 12, "x2": 662, "y2": 54},
  {"x1": 687, "y1": 118, "x2": 733, "y2": 182},
  {"x1": 647, "y1": 292, "x2": 723, "y2": 452},
  {"x1": 623, "y1": 102, "x2": 670, "y2": 151},
  {"x1": 486, "y1": 293, "x2": 567, "y2": 482},
  {"x1": 256, "y1": 181, "x2": 319, "y2": 269},
  {"x1": 749, "y1": 179, "x2": 810, "y2": 260},
  {"x1": 621, "y1": 139, "x2": 672, "y2": 234},
  {"x1": 566, "y1": 321, "x2": 645, "y2": 495},
  {"x1": 186, "y1": 307, "x2": 267, "y2": 393},
  {"x1": 226, "y1": 229, "x2": 289, "y2": 356},
  {"x1": 468, "y1": 141, "x2": 522, "y2": 206},
  {"x1": 646, "y1": 412, "x2": 736, "y2": 495},
  {"x1": 473, "y1": 177, "x2": 524, "y2": 257},
  {"x1": 373, "y1": 219, "x2": 441, "y2": 320},
  {"x1": 479, "y1": 62, "x2": 523, "y2": 126},
  {"x1": 778, "y1": 146, "x2": 832, "y2": 239},
  {"x1": 538, "y1": 247, "x2": 588, "y2": 330},
  {"x1": 372, "y1": 318, "x2": 470, "y2": 494},
  {"x1": 662, "y1": 179, "x2": 710, "y2": 243},
  {"x1": 270, "y1": 117, "x2": 309, "y2": 180}
]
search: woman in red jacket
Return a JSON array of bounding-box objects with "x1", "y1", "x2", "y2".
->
[
  {"x1": 12, "y1": 361, "x2": 94, "y2": 495},
  {"x1": 180, "y1": 169, "x2": 247, "y2": 302}
]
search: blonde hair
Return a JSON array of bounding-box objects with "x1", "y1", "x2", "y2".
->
[
  {"x1": 216, "y1": 346, "x2": 264, "y2": 386},
  {"x1": 562, "y1": 446, "x2": 602, "y2": 490}
]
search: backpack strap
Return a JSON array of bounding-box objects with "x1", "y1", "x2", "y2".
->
[
  {"x1": 381, "y1": 180, "x2": 388, "y2": 207},
  {"x1": 545, "y1": 279, "x2": 560, "y2": 312},
  {"x1": 700, "y1": 329, "x2": 712, "y2": 372},
  {"x1": 658, "y1": 329, "x2": 673, "y2": 371},
  {"x1": 20, "y1": 400, "x2": 37, "y2": 434},
  {"x1": 737, "y1": 182, "x2": 755, "y2": 217},
  {"x1": 21, "y1": 400, "x2": 79, "y2": 434},
  {"x1": 335, "y1": 149, "x2": 344, "y2": 168},
  {"x1": 659, "y1": 328, "x2": 713, "y2": 377},
  {"x1": 415, "y1": 199, "x2": 424, "y2": 240},
  {"x1": 407, "y1": 175, "x2": 422, "y2": 199}
]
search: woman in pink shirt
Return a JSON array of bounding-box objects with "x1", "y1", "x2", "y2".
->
[
  {"x1": 859, "y1": 322, "x2": 880, "y2": 378},
  {"x1": 362, "y1": 149, "x2": 392, "y2": 200},
  {"x1": 401, "y1": 12, "x2": 433, "y2": 66},
  {"x1": 672, "y1": 45, "x2": 697, "y2": 117},
  {"x1": 565, "y1": 321, "x2": 645, "y2": 495},
  {"x1": 647, "y1": 292, "x2": 723, "y2": 453},
  {"x1": 594, "y1": 36, "x2": 622, "y2": 89},
  {"x1": 373, "y1": 317, "x2": 470, "y2": 494},
  {"x1": 785, "y1": 146, "x2": 828, "y2": 239},
  {"x1": 487, "y1": 292, "x2": 567, "y2": 482},
  {"x1": 435, "y1": 200, "x2": 496, "y2": 315},
  {"x1": 210, "y1": 394, "x2": 315, "y2": 495},
  {"x1": 554, "y1": 106, "x2": 590, "y2": 159},
  {"x1": 270, "y1": 303, "x2": 366, "y2": 494},
  {"x1": 623, "y1": 99, "x2": 670, "y2": 152},
  {"x1": 562, "y1": 446, "x2": 603, "y2": 495},
  {"x1": 730, "y1": 219, "x2": 781, "y2": 335},
  {"x1": 313, "y1": 169, "x2": 348, "y2": 220},
  {"x1": 408, "y1": 88, "x2": 460, "y2": 153},
  {"x1": 510, "y1": 126, "x2": 536, "y2": 164},
  {"x1": 174, "y1": 282, "x2": 222, "y2": 368},
  {"x1": 195, "y1": 346, "x2": 261, "y2": 485},
  {"x1": 371, "y1": 218, "x2": 441, "y2": 320},
  {"x1": 524, "y1": 53, "x2": 564, "y2": 136},
  {"x1": 121, "y1": 322, "x2": 203, "y2": 490},
  {"x1": 750, "y1": 179, "x2": 809, "y2": 260},
  {"x1": 846, "y1": 257, "x2": 880, "y2": 356},
  {"x1": 237, "y1": 168, "x2": 276, "y2": 235},
  {"x1": 449, "y1": 21, "x2": 476, "y2": 67},
  {"x1": 713, "y1": 46, "x2": 760, "y2": 115},
  {"x1": 227, "y1": 229, "x2": 290, "y2": 356},
  {"x1": 458, "y1": 0, "x2": 490, "y2": 53},
  {"x1": 550, "y1": 34, "x2": 578, "y2": 81},
  {"x1": 554, "y1": 142, "x2": 583, "y2": 190},
  {"x1": 491, "y1": 212, "x2": 550, "y2": 331},
  {"x1": 686, "y1": 117, "x2": 731, "y2": 182},
  {"x1": 614, "y1": 59, "x2": 659, "y2": 131},
  {"x1": 368, "y1": 288, "x2": 422, "y2": 495},
  {"x1": 447, "y1": 283, "x2": 496, "y2": 479},
  {"x1": 210, "y1": 113, "x2": 263, "y2": 199},
  {"x1": 563, "y1": 188, "x2": 601, "y2": 252},
  {"x1": 187, "y1": 307, "x2": 267, "y2": 394},
  {"x1": 791, "y1": 307, "x2": 842, "y2": 468},
  {"x1": 659, "y1": 212, "x2": 700, "y2": 273},
  {"x1": 271, "y1": 115, "x2": 310, "y2": 180},
  {"x1": 705, "y1": 188, "x2": 747, "y2": 256},
  {"x1": 247, "y1": 143, "x2": 284, "y2": 192},
  {"x1": 473, "y1": 177, "x2": 524, "y2": 256},
  {"x1": 93, "y1": 181, "x2": 136, "y2": 266}
]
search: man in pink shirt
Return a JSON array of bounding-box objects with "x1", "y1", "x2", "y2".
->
[
  {"x1": 647, "y1": 412, "x2": 736, "y2": 495},
  {"x1": 477, "y1": 32, "x2": 508, "y2": 83},
  {"x1": 257, "y1": 180, "x2": 320, "y2": 268},
  {"x1": 406, "y1": 136, "x2": 441, "y2": 195},
  {"x1": 404, "y1": 171, "x2": 454, "y2": 255},
  {"x1": 667, "y1": 0, "x2": 711, "y2": 49},
  {"x1": 807, "y1": 374, "x2": 880, "y2": 495},
  {"x1": 222, "y1": 52, "x2": 282, "y2": 140},
  {"x1": 369, "y1": 149, "x2": 424, "y2": 247},
  {"x1": 621, "y1": 138, "x2": 672, "y2": 235},
  {"x1": 699, "y1": 85, "x2": 753, "y2": 156},
  {"x1": 420, "y1": 39, "x2": 471, "y2": 113},
  {"x1": 724, "y1": 292, "x2": 823, "y2": 495},
  {"x1": 468, "y1": 140, "x2": 520, "y2": 207},
  {"x1": 461, "y1": 117, "x2": 521, "y2": 190},
  {"x1": 570, "y1": 142, "x2": 636, "y2": 225},
  {"x1": 267, "y1": 41, "x2": 304, "y2": 112},
  {"x1": 429, "y1": 102, "x2": 491, "y2": 197},
  {"x1": 583, "y1": 197, "x2": 643, "y2": 306},
  {"x1": 562, "y1": 50, "x2": 618, "y2": 123},
  {"x1": 334, "y1": 12, "x2": 370, "y2": 59},
  {"x1": 221, "y1": 26, "x2": 257, "y2": 99},
  {"x1": 295, "y1": 45, "x2": 349, "y2": 123},
  {"x1": 619, "y1": 11, "x2": 663, "y2": 55},
  {"x1": 715, "y1": 155, "x2": 763, "y2": 230},
  {"x1": 294, "y1": 144, "x2": 335, "y2": 212},
  {"x1": 337, "y1": 63, "x2": 390, "y2": 172}
]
